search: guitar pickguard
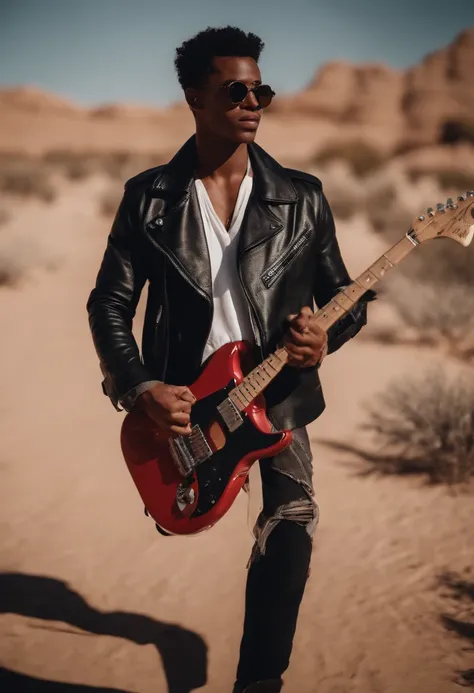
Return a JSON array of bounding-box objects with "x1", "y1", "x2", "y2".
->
[{"x1": 185, "y1": 383, "x2": 283, "y2": 517}]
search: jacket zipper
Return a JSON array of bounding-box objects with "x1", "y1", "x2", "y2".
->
[{"x1": 261, "y1": 229, "x2": 311, "y2": 288}]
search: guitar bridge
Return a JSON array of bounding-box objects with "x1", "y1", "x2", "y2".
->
[
  {"x1": 217, "y1": 397, "x2": 244, "y2": 432},
  {"x1": 169, "y1": 425, "x2": 213, "y2": 476}
]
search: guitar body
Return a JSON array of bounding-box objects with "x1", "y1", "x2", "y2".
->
[{"x1": 120, "y1": 341, "x2": 293, "y2": 536}]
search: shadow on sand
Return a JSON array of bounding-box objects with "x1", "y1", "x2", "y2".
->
[
  {"x1": 439, "y1": 571, "x2": 474, "y2": 688},
  {"x1": 313, "y1": 438, "x2": 439, "y2": 480},
  {"x1": 0, "y1": 667, "x2": 132, "y2": 692},
  {"x1": 0, "y1": 572, "x2": 208, "y2": 693}
]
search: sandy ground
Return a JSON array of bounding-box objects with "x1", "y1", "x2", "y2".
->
[{"x1": 0, "y1": 179, "x2": 473, "y2": 693}]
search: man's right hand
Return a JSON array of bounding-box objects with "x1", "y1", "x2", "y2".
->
[{"x1": 135, "y1": 383, "x2": 196, "y2": 437}]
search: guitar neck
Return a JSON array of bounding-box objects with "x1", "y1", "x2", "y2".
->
[{"x1": 228, "y1": 231, "x2": 419, "y2": 412}]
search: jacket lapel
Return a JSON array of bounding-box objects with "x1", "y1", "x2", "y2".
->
[
  {"x1": 144, "y1": 137, "x2": 213, "y2": 303},
  {"x1": 237, "y1": 142, "x2": 298, "y2": 258}
]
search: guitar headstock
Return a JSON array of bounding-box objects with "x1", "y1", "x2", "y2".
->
[{"x1": 409, "y1": 191, "x2": 474, "y2": 246}]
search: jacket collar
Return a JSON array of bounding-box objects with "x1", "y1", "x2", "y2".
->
[{"x1": 151, "y1": 134, "x2": 298, "y2": 204}]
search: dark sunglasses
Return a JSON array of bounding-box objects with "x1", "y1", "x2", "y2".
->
[{"x1": 221, "y1": 81, "x2": 275, "y2": 109}]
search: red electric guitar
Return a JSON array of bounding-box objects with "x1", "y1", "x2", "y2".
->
[{"x1": 121, "y1": 193, "x2": 474, "y2": 536}]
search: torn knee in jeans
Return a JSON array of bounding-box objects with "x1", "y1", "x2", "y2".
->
[{"x1": 247, "y1": 496, "x2": 319, "y2": 569}]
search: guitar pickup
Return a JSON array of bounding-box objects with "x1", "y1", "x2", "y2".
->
[{"x1": 217, "y1": 397, "x2": 244, "y2": 433}]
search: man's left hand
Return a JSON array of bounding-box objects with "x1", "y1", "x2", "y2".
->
[{"x1": 283, "y1": 306, "x2": 328, "y2": 368}]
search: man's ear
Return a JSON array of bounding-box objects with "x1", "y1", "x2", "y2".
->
[{"x1": 185, "y1": 88, "x2": 200, "y2": 110}]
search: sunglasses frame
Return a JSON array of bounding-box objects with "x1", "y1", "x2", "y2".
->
[{"x1": 220, "y1": 81, "x2": 276, "y2": 109}]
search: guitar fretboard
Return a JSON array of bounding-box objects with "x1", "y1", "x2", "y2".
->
[
  {"x1": 228, "y1": 349, "x2": 289, "y2": 412},
  {"x1": 228, "y1": 232, "x2": 418, "y2": 411}
]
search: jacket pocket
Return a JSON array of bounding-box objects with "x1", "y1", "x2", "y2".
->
[{"x1": 261, "y1": 228, "x2": 312, "y2": 288}]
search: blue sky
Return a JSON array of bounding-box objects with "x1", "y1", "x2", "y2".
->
[{"x1": 1, "y1": 0, "x2": 473, "y2": 107}]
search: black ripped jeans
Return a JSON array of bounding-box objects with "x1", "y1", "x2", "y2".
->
[{"x1": 234, "y1": 429, "x2": 317, "y2": 689}]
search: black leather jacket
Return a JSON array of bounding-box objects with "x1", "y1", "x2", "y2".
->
[{"x1": 86, "y1": 135, "x2": 374, "y2": 430}]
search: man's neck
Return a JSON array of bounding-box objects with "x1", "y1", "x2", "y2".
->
[{"x1": 194, "y1": 130, "x2": 248, "y2": 182}]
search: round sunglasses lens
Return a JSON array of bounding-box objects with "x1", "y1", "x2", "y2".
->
[
  {"x1": 255, "y1": 85, "x2": 274, "y2": 108},
  {"x1": 228, "y1": 82, "x2": 248, "y2": 104}
]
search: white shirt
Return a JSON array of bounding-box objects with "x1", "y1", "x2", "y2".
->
[{"x1": 195, "y1": 160, "x2": 255, "y2": 364}]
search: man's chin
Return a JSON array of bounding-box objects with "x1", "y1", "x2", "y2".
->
[{"x1": 233, "y1": 129, "x2": 258, "y2": 144}]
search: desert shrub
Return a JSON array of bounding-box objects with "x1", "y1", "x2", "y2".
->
[
  {"x1": 401, "y1": 234, "x2": 474, "y2": 288},
  {"x1": 41, "y1": 149, "x2": 170, "y2": 183},
  {"x1": 362, "y1": 168, "x2": 447, "y2": 243},
  {"x1": 0, "y1": 157, "x2": 56, "y2": 202},
  {"x1": 364, "y1": 179, "x2": 413, "y2": 236},
  {"x1": 313, "y1": 140, "x2": 386, "y2": 177},
  {"x1": 436, "y1": 170, "x2": 474, "y2": 192},
  {"x1": 42, "y1": 149, "x2": 97, "y2": 180},
  {"x1": 409, "y1": 169, "x2": 474, "y2": 193},
  {"x1": 0, "y1": 227, "x2": 59, "y2": 287},
  {"x1": 361, "y1": 369, "x2": 474, "y2": 484},
  {"x1": 387, "y1": 275, "x2": 474, "y2": 333},
  {"x1": 383, "y1": 276, "x2": 474, "y2": 362},
  {"x1": 309, "y1": 160, "x2": 365, "y2": 220}
]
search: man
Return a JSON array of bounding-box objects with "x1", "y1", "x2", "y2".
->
[{"x1": 87, "y1": 26, "x2": 374, "y2": 693}]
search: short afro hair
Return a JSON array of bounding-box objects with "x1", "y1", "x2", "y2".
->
[{"x1": 175, "y1": 26, "x2": 265, "y2": 91}]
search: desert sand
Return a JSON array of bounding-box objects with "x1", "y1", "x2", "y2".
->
[{"x1": 0, "y1": 174, "x2": 472, "y2": 693}]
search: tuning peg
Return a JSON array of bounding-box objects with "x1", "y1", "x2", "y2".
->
[
  {"x1": 436, "y1": 202, "x2": 446, "y2": 213},
  {"x1": 427, "y1": 207, "x2": 435, "y2": 217},
  {"x1": 446, "y1": 197, "x2": 457, "y2": 209},
  {"x1": 458, "y1": 194, "x2": 467, "y2": 201},
  {"x1": 417, "y1": 215, "x2": 425, "y2": 221},
  {"x1": 468, "y1": 191, "x2": 474, "y2": 197}
]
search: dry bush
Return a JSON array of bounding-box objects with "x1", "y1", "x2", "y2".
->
[
  {"x1": 384, "y1": 275, "x2": 474, "y2": 361},
  {"x1": 313, "y1": 140, "x2": 386, "y2": 177},
  {"x1": 408, "y1": 168, "x2": 474, "y2": 194},
  {"x1": 312, "y1": 158, "x2": 450, "y2": 234},
  {"x1": 436, "y1": 169, "x2": 474, "y2": 192},
  {"x1": 42, "y1": 149, "x2": 97, "y2": 180},
  {"x1": 401, "y1": 232, "x2": 474, "y2": 288},
  {"x1": 361, "y1": 369, "x2": 474, "y2": 485},
  {"x1": 0, "y1": 227, "x2": 60, "y2": 287},
  {"x1": 308, "y1": 160, "x2": 365, "y2": 220},
  {"x1": 363, "y1": 168, "x2": 447, "y2": 240},
  {"x1": 0, "y1": 154, "x2": 56, "y2": 202},
  {"x1": 364, "y1": 179, "x2": 412, "y2": 235},
  {"x1": 41, "y1": 149, "x2": 171, "y2": 183}
]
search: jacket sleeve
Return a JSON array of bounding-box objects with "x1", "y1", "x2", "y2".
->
[
  {"x1": 86, "y1": 186, "x2": 155, "y2": 410},
  {"x1": 313, "y1": 191, "x2": 376, "y2": 354}
]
